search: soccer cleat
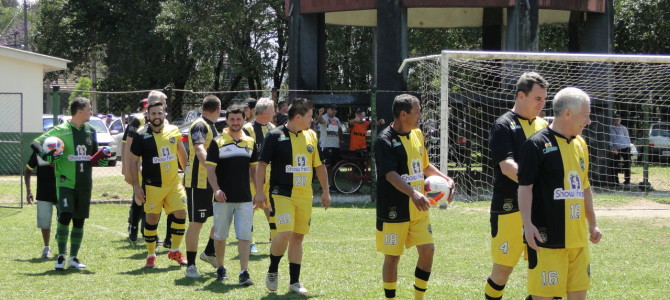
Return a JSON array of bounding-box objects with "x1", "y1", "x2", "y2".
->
[
  {"x1": 239, "y1": 270, "x2": 254, "y2": 286},
  {"x1": 41, "y1": 246, "x2": 52, "y2": 259},
  {"x1": 289, "y1": 282, "x2": 308, "y2": 295},
  {"x1": 199, "y1": 251, "x2": 217, "y2": 269},
  {"x1": 250, "y1": 243, "x2": 259, "y2": 254},
  {"x1": 54, "y1": 254, "x2": 66, "y2": 271},
  {"x1": 185, "y1": 265, "x2": 201, "y2": 278},
  {"x1": 168, "y1": 250, "x2": 187, "y2": 266},
  {"x1": 216, "y1": 266, "x2": 229, "y2": 281},
  {"x1": 128, "y1": 225, "x2": 139, "y2": 242},
  {"x1": 145, "y1": 256, "x2": 156, "y2": 268},
  {"x1": 265, "y1": 272, "x2": 279, "y2": 292},
  {"x1": 68, "y1": 256, "x2": 87, "y2": 269}
]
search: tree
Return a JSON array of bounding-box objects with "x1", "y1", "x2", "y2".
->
[
  {"x1": 614, "y1": 0, "x2": 670, "y2": 54},
  {"x1": 69, "y1": 77, "x2": 92, "y2": 105}
]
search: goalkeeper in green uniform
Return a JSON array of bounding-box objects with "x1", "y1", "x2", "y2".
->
[{"x1": 31, "y1": 97, "x2": 109, "y2": 270}]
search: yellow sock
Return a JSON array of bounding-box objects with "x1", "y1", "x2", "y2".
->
[
  {"x1": 144, "y1": 223, "x2": 158, "y2": 255},
  {"x1": 383, "y1": 282, "x2": 397, "y2": 299},
  {"x1": 170, "y1": 217, "x2": 186, "y2": 250},
  {"x1": 414, "y1": 267, "x2": 431, "y2": 300},
  {"x1": 485, "y1": 277, "x2": 505, "y2": 299}
]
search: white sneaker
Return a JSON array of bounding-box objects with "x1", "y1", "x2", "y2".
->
[
  {"x1": 68, "y1": 256, "x2": 87, "y2": 269},
  {"x1": 185, "y1": 265, "x2": 201, "y2": 278},
  {"x1": 289, "y1": 282, "x2": 308, "y2": 295},
  {"x1": 199, "y1": 251, "x2": 217, "y2": 269},
  {"x1": 54, "y1": 254, "x2": 65, "y2": 271},
  {"x1": 41, "y1": 246, "x2": 52, "y2": 259},
  {"x1": 265, "y1": 272, "x2": 279, "y2": 292},
  {"x1": 250, "y1": 243, "x2": 259, "y2": 254}
]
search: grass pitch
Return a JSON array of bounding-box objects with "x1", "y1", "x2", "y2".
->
[{"x1": 1, "y1": 200, "x2": 669, "y2": 299}]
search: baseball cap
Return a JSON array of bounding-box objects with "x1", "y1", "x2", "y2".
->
[
  {"x1": 140, "y1": 98, "x2": 149, "y2": 108},
  {"x1": 356, "y1": 107, "x2": 366, "y2": 114},
  {"x1": 245, "y1": 98, "x2": 257, "y2": 109}
]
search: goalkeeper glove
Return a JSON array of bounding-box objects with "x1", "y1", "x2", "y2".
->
[{"x1": 40, "y1": 149, "x2": 60, "y2": 163}]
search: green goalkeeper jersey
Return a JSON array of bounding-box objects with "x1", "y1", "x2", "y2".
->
[{"x1": 34, "y1": 121, "x2": 99, "y2": 190}]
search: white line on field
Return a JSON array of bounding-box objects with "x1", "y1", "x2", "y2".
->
[{"x1": 90, "y1": 224, "x2": 127, "y2": 237}]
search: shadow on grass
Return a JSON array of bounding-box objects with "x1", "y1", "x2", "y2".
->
[
  {"x1": 119, "y1": 265, "x2": 181, "y2": 275},
  {"x1": 174, "y1": 275, "x2": 209, "y2": 286},
  {"x1": 23, "y1": 269, "x2": 96, "y2": 276},
  {"x1": 199, "y1": 279, "x2": 251, "y2": 294},
  {"x1": 14, "y1": 257, "x2": 52, "y2": 264},
  {"x1": 259, "y1": 292, "x2": 319, "y2": 299},
  {"x1": 228, "y1": 254, "x2": 269, "y2": 262}
]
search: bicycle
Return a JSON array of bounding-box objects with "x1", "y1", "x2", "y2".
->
[{"x1": 331, "y1": 150, "x2": 375, "y2": 194}]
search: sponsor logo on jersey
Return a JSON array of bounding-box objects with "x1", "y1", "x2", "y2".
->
[
  {"x1": 278, "y1": 134, "x2": 289, "y2": 142},
  {"x1": 543, "y1": 142, "x2": 558, "y2": 154},
  {"x1": 553, "y1": 171, "x2": 584, "y2": 199},
  {"x1": 388, "y1": 210, "x2": 397, "y2": 220},
  {"x1": 411, "y1": 158, "x2": 422, "y2": 174},
  {"x1": 503, "y1": 198, "x2": 514, "y2": 211},
  {"x1": 401, "y1": 173, "x2": 423, "y2": 183},
  {"x1": 68, "y1": 145, "x2": 91, "y2": 161},
  {"x1": 306, "y1": 144, "x2": 314, "y2": 154},
  {"x1": 510, "y1": 121, "x2": 521, "y2": 130},
  {"x1": 286, "y1": 165, "x2": 311, "y2": 173},
  {"x1": 392, "y1": 139, "x2": 401, "y2": 147},
  {"x1": 153, "y1": 146, "x2": 176, "y2": 164}
]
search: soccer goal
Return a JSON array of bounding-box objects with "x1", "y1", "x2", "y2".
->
[{"x1": 401, "y1": 51, "x2": 670, "y2": 201}]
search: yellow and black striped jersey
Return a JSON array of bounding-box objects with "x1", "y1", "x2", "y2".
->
[
  {"x1": 205, "y1": 129, "x2": 258, "y2": 202},
  {"x1": 242, "y1": 121, "x2": 275, "y2": 196},
  {"x1": 259, "y1": 126, "x2": 322, "y2": 199},
  {"x1": 518, "y1": 127, "x2": 590, "y2": 249},
  {"x1": 185, "y1": 117, "x2": 219, "y2": 189},
  {"x1": 374, "y1": 127, "x2": 430, "y2": 223},
  {"x1": 130, "y1": 124, "x2": 182, "y2": 187},
  {"x1": 489, "y1": 111, "x2": 548, "y2": 214}
]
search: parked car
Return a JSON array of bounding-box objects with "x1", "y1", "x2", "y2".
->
[
  {"x1": 108, "y1": 117, "x2": 125, "y2": 160},
  {"x1": 648, "y1": 123, "x2": 670, "y2": 161},
  {"x1": 46, "y1": 115, "x2": 119, "y2": 166}
]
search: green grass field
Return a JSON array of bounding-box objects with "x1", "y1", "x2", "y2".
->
[{"x1": 1, "y1": 200, "x2": 668, "y2": 299}]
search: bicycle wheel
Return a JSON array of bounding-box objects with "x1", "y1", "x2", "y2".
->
[{"x1": 333, "y1": 162, "x2": 363, "y2": 194}]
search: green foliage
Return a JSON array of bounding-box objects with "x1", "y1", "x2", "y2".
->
[
  {"x1": 68, "y1": 77, "x2": 92, "y2": 103},
  {"x1": 325, "y1": 25, "x2": 374, "y2": 90},
  {"x1": 614, "y1": 0, "x2": 670, "y2": 54}
]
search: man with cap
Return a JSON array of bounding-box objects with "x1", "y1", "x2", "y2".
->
[
  {"x1": 608, "y1": 114, "x2": 632, "y2": 185},
  {"x1": 317, "y1": 104, "x2": 342, "y2": 191}
]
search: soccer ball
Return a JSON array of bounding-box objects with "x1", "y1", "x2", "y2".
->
[
  {"x1": 424, "y1": 176, "x2": 452, "y2": 205},
  {"x1": 42, "y1": 136, "x2": 65, "y2": 157}
]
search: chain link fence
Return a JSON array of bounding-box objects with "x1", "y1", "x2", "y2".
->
[{"x1": 0, "y1": 93, "x2": 24, "y2": 208}]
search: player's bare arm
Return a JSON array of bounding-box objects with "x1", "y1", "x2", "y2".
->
[
  {"x1": 253, "y1": 161, "x2": 268, "y2": 209},
  {"x1": 583, "y1": 187, "x2": 602, "y2": 244},
  {"x1": 177, "y1": 140, "x2": 188, "y2": 171},
  {"x1": 23, "y1": 167, "x2": 33, "y2": 204},
  {"x1": 315, "y1": 165, "x2": 331, "y2": 210},
  {"x1": 499, "y1": 158, "x2": 519, "y2": 183},
  {"x1": 128, "y1": 153, "x2": 145, "y2": 205},
  {"x1": 385, "y1": 170, "x2": 430, "y2": 212},
  {"x1": 194, "y1": 143, "x2": 207, "y2": 168},
  {"x1": 317, "y1": 107, "x2": 326, "y2": 124},
  {"x1": 205, "y1": 164, "x2": 226, "y2": 202},
  {"x1": 423, "y1": 164, "x2": 455, "y2": 203},
  {"x1": 249, "y1": 163, "x2": 257, "y2": 207},
  {"x1": 122, "y1": 136, "x2": 133, "y2": 183},
  {"x1": 518, "y1": 184, "x2": 542, "y2": 251}
]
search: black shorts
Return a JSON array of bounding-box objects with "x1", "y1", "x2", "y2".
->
[
  {"x1": 186, "y1": 187, "x2": 213, "y2": 223},
  {"x1": 321, "y1": 147, "x2": 340, "y2": 166}
]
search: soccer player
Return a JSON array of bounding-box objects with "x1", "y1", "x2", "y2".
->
[
  {"x1": 122, "y1": 97, "x2": 148, "y2": 242},
  {"x1": 244, "y1": 98, "x2": 257, "y2": 124},
  {"x1": 183, "y1": 95, "x2": 221, "y2": 277},
  {"x1": 23, "y1": 152, "x2": 56, "y2": 258},
  {"x1": 254, "y1": 98, "x2": 331, "y2": 295},
  {"x1": 31, "y1": 97, "x2": 107, "y2": 270},
  {"x1": 273, "y1": 100, "x2": 288, "y2": 127},
  {"x1": 205, "y1": 105, "x2": 258, "y2": 285},
  {"x1": 485, "y1": 72, "x2": 549, "y2": 300},
  {"x1": 518, "y1": 87, "x2": 603, "y2": 300},
  {"x1": 375, "y1": 94, "x2": 455, "y2": 300},
  {"x1": 128, "y1": 100, "x2": 189, "y2": 268},
  {"x1": 348, "y1": 107, "x2": 385, "y2": 152},
  {"x1": 242, "y1": 97, "x2": 277, "y2": 250}
]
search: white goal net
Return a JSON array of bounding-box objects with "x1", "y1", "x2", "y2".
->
[{"x1": 403, "y1": 51, "x2": 670, "y2": 201}]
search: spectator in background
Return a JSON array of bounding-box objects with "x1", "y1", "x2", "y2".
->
[
  {"x1": 348, "y1": 107, "x2": 385, "y2": 152},
  {"x1": 609, "y1": 114, "x2": 632, "y2": 185},
  {"x1": 274, "y1": 100, "x2": 288, "y2": 126},
  {"x1": 244, "y1": 98, "x2": 257, "y2": 124},
  {"x1": 105, "y1": 114, "x2": 114, "y2": 128},
  {"x1": 317, "y1": 104, "x2": 341, "y2": 191},
  {"x1": 24, "y1": 153, "x2": 57, "y2": 259}
]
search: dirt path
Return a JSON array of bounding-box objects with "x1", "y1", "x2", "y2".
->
[{"x1": 595, "y1": 199, "x2": 670, "y2": 218}]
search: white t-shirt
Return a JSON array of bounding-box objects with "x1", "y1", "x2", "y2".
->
[{"x1": 319, "y1": 115, "x2": 340, "y2": 148}]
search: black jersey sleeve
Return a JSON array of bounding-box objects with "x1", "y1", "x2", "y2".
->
[
  {"x1": 206, "y1": 139, "x2": 219, "y2": 165},
  {"x1": 374, "y1": 135, "x2": 397, "y2": 177},
  {"x1": 517, "y1": 139, "x2": 542, "y2": 186},
  {"x1": 190, "y1": 121, "x2": 208, "y2": 145},
  {"x1": 129, "y1": 132, "x2": 144, "y2": 157},
  {"x1": 250, "y1": 138, "x2": 259, "y2": 164},
  {"x1": 259, "y1": 130, "x2": 278, "y2": 164},
  {"x1": 123, "y1": 117, "x2": 142, "y2": 142},
  {"x1": 489, "y1": 121, "x2": 515, "y2": 164},
  {"x1": 26, "y1": 152, "x2": 38, "y2": 170}
]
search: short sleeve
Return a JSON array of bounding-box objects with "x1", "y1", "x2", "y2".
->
[
  {"x1": 123, "y1": 118, "x2": 142, "y2": 142},
  {"x1": 374, "y1": 136, "x2": 397, "y2": 177},
  {"x1": 26, "y1": 152, "x2": 38, "y2": 170},
  {"x1": 190, "y1": 122, "x2": 208, "y2": 145},
  {"x1": 489, "y1": 122, "x2": 515, "y2": 164},
  {"x1": 249, "y1": 137, "x2": 259, "y2": 164},
  {"x1": 260, "y1": 131, "x2": 277, "y2": 164},
  {"x1": 206, "y1": 139, "x2": 219, "y2": 166},
  {"x1": 91, "y1": 129, "x2": 99, "y2": 153},
  {"x1": 309, "y1": 130, "x2": 322, "y2": 168},
  {"x1": 129, "y1": 133, "x2": 143, "y2": 157},
  {"x1": 517, "y1": 139, "x2": 542, "y2": 186},
  {"x1": 581, "y1": 138, "x2": 591, "y2": 189}
]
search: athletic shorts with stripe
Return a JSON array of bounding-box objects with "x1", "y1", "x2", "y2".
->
[
  {"x1": 490, "y1": 211, "x2": 526, "y2": 267},
  {"x1": 376, "y1": 216, "x2": 433, "y2": 256},
  {"x1": 186, "y1": 187, "x2": 213, "y2": 223}
]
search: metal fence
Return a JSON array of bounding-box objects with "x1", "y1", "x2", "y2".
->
[{"x1": 0, "y1": 93, "x2": 24, "y2": 208}]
